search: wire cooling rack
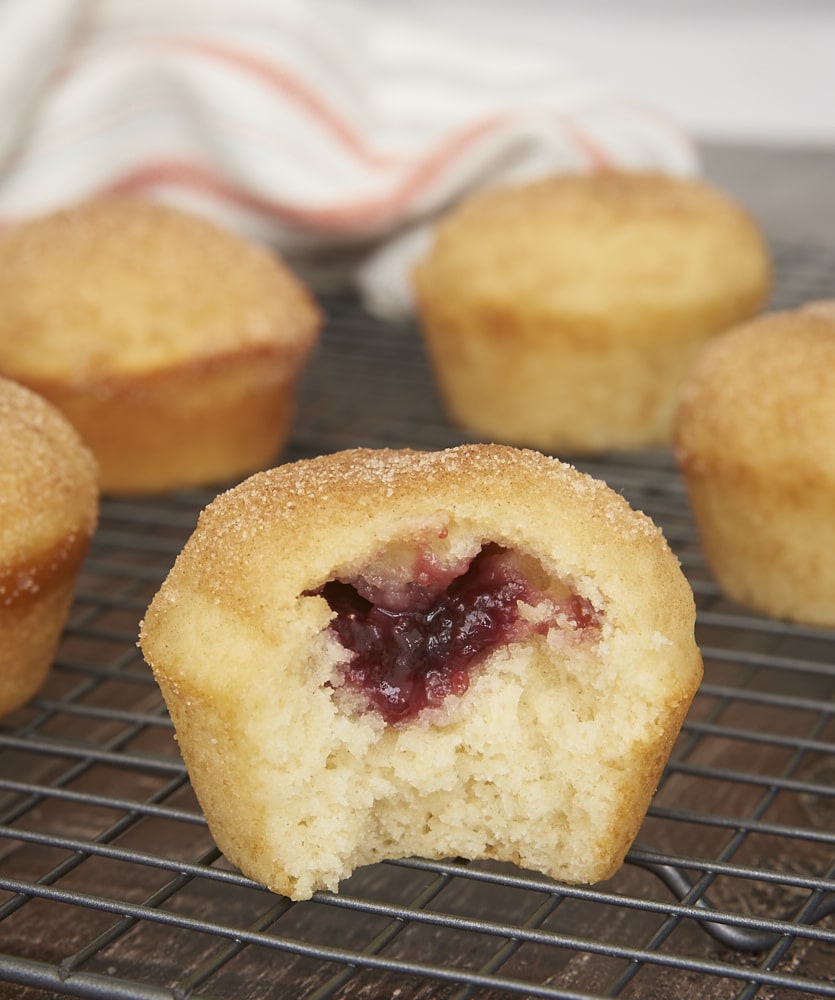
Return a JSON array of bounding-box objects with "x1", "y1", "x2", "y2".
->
[{"x1": 1, "y1": 241, "x2": 834, "y2": 1000}]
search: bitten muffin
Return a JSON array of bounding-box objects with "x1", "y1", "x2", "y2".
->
[
  {"x1": 140, "y1": 444, "x2": 702, "y2": 900},
  {"x1": 413, "y1": 170, "x2": 771, "y2": 453},
  {"x1": 0, "y1": 377, "x2": 98, "y2": 716},
  {"x1": 675, "y1": 301, "x2": 835, "y2": 626},
  {"x1": 0, "y1": 197, "x2": 321, "y2": 494}
]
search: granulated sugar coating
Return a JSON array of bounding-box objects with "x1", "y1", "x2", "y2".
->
[
  {"x1": 675, "y1": 301, "x2": 835, "y2": 625},
  {"x1": 140, "y1": 444, "x2": 702, "y2": 900},
  {"x1": 0, "y1": 376, "x2": 98, "y2": 715},
  {"x1": 200, "y1": 446, "x2": 660, "y2": 563},
  {"x1": 0, "y1": 197, "x2": 319, "y2": 379},
  {"x1": 0, "y1": 377, "x2": 97, "y2": 575}
]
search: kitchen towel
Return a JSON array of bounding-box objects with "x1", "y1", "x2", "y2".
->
[{"x1": 0, "y1": 0, "x2": 698, "y2": 317}]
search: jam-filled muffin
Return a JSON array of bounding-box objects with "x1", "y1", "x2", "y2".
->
[
  {"x1": 0, "y1": 197, "x2": 321, "y2": 494},
  {"x1": 413, "y1": 170, "x2": 771, "y2": 453},
  {"x1": 675, "y1": 301, "x2": 835, "y2": 625},
  {"x1": 140, "y1": 444, "x2": 702, "y2": 900},
  {"x1": 0, "y1": 376, "x2": 98, "y2": 716}
]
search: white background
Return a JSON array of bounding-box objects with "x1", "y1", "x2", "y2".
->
[{"x1": 365, "y1": 0, "x2": 835, "y2": 147}]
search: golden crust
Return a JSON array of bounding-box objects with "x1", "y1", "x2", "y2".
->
[
  {"x1": 0, "y1": 376, "x2": 99, "y2": 715},
  {"x1": 676, "y1": 301, "x2": 835, "y2": 478},
  {"x1": 0, "y1": 197, "x2": 319, "y2": 378},
  {"x1": 413, "y1": 170, "x2": 771, "y2": 452},
  {"x1": 21, "y1": 345, "x2": 301, "y2": 495},
  {"x1": 0, "y1": 197, "x2": 321, "y2": 492},
  {"x1": 675, "y1": 302, "x2": 835, "y2": 625},
  {"x1": 141, "y1": 444, "x2": 702, "y2": 899},
  {"x1": 145, "y1": 445, "x2": 690, "y2": 640}
]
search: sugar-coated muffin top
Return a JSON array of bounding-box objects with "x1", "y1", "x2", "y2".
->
[
  {"x1": 0, "y1": 197, "x2": 321, "y2": 381},
  {"x1": 0, "y1": 376, "x2": 98, "y2": 580},
  {"x1": 413, "y1": 170, "x2": 771, "y2": 331},
  {"x1": 675, "y1": 301, "x2": 835, "y2": 479},
  {"x1": 169, "y1": 444, "x2": 665, "y2": 602},
  {"x1": 141, "y1": 443, "x2": 699, "y2": 704}
]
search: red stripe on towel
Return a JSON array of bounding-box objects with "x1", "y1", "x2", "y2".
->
[
  {"x1": 150, "y1": 37, "x2": 398, "y2": 170},
  {"x1": 101, "y1": 116, "x2": 515, "y2": 231},
  {"x1": 101, "y1": 96, "x2": 614, "y2": 233}
]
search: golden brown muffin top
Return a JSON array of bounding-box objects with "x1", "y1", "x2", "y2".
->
[
  {"x1": 413, "y1": 170, "x2": 770, "y2": 328},
  {"x1": 0, "y1": 197, "x2": 321, "y2": 381},
  {"x1": 171, "y1": 443, "x2": 666, "y2": 598},
  {"x1": 141, "y1": 444, "x2": 698, "y2": 701},
  {"x1": 675, "y1": 301, "x2": 835, "y2": 479},
  {"x1": 0, "y1": 376, "x2": 98, "y2": 576}
]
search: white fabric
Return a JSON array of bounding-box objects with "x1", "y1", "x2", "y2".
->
[{"x1": 0, "y1": 0, "x2": 699, "y2": 317}]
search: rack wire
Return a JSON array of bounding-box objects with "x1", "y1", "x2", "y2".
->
[{"x1": 1, "y1": 240, "x2": 834, "y2": 1000}]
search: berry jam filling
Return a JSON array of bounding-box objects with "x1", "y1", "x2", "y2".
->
[{"x1": 314, "y1": 543, "x2": 598, "y2": 725}]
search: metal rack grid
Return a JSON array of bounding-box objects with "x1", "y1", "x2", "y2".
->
[{"x1": 1, "y1": 241, "x2": 834, "y2": 1000}]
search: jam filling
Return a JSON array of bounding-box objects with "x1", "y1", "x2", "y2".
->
[{"x1": 315, "y1": 543, "x2": 597, "y2": 725}]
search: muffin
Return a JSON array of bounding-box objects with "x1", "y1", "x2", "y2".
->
[
  {"x1": 413, "y1": 170, "x2": 771, "y2": 453},
  {"x1": 0, "y1": 197, "x2": 321, "y2": 494},
  {"x1": 675, "y1": 301, "x2": 835, "y2": 626},
  {"x1": 140, "y1": 444, "x2": 702, "y2": 900},
  {"x1": 0, "y1": 377, "x2": 99, "y2": 716}
]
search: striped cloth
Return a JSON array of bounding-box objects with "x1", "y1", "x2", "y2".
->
[{"x1": 0, "y1": 0, "x2": 698, "y2": 317}]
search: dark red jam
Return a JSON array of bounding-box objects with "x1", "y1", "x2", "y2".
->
[{"x1": 314, "y1": 543, "x2": 597, "y2": 725}]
